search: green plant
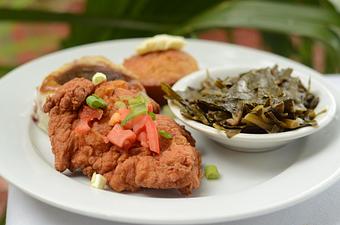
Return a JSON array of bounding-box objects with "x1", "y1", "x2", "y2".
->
[
  {"x1": 0, "y1": 0, "x2": 339, "y2": 74},
  {"x1": 0, "y1": 211, "x2": 5, "y2": 225}
]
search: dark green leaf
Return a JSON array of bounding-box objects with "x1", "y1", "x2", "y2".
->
[
  {"x1": 165, "y1": 66, "x2": 320, "y2": 136},
  {"x1": 0, "y1": 66, "x2": 14, "y2": 78},
  {"x1": 262, "y1": 32, "x2": 296, "y2": 58},
  {"x1": 175, "y1": 0, "x2": 340, "y2": 72},
  {"x1": 0, "y1": 211, "x2": 5, "y2": 225}
]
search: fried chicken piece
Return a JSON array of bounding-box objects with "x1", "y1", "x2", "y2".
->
[{"x1": 44, "y1": 78, "x2": 201, "y2": 195}]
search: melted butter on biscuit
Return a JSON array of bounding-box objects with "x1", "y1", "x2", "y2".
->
[{"x1": 136, "y1": 34, "x2": 186, "y2": 55}]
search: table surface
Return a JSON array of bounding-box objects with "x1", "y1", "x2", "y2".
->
[{"x1": 5, "y1": 76, "x2": 340, "y2": 225}]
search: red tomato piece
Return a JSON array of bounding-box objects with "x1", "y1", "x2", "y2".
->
[
  {"x1": 145, "y1": 116, "x2": 160, "y2": 154},
  {"x1": 75, "y1": 106, "x2": 103, "y2": 134},
  {"x1": 137, "y1": 131, "x2": 148, "y2": 148},
  {"x1": 107, "y1": 124, "x2": 136, "y2": 150}
]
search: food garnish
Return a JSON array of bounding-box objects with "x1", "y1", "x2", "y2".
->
[
  {"x1": 159, "y1": 129, "x2": 173, "y2": 139},
  {"x1": 92, "y1": 72, "x2": 107, "y2": 85},
  {"x1": 136, "y1": 34, "x2": 186, "y2": 55},
  {"x1": 114, "y1": 101, "x2": 127, "y2": 109},
  {"x1": 163, "y1": 66, "x2": 320, "y2": 137},
  {"x1": 148, "y1": 112, "x2": 156, "y2": 120},
  {"x1": 75, "y1": 106, "x2": 103, "y2": 134},
  {"x1": 86, "y1": 94, "x2": 107, "y2": 109},
  {"x1": 204, "y1": 165, "x2": 220, "y2": 180},
  {"x1": 107, "y1": 124, "x2": 137, "y2": 150},
  {"x1": 91, "y1": 172, "x2": 107, "y2": 189},
  {"x1": 105, "y1": 94, "x2": 162, "y2": 154},
  {"x1": 121, "y1": 94, "x2": 150, "y2": 126},
  {"x1": 145, "y1": 115, "x2": 160, "y2": 154}
]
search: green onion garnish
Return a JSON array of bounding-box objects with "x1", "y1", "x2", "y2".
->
[
  {"x1": 92, "y1": 72, "x2": 107, "y2": 85},
  {"x1": 128, "y1": 94, "x2": 148, "y2": 106},
  {"x1": 158, "y1": 130, "x2": 173, "y2": 139},
  {"x1": 204, "y1": 164, "x2": 220, "y2": 180},
  {"x1": 121, "y1": 103, "x2": 147, "y2": 126},
  {"x1": 114, "y1": 101, "x2": 126, "y2": 109},
  {"x1": 148, "y1": 112, "x2": 156, "y2": 120},
  {"x1": 86, "y1": 95, "x2": 107, "y2": 109},
  {"x1": 120, "y1": 94, "x2": 153, "y2": 126}
]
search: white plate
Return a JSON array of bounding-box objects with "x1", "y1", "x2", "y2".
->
[{"x1": 0, "y1": 39, "x2": 340, "y2": 225}]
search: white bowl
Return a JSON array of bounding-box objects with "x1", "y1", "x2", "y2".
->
[{"x1": 168, "y1": 66, "x2": 337, "y2": 152}]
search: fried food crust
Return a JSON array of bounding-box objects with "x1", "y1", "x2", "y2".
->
[
  {"x1": 123, "y1": 50, "x2": 198, "y2": 105},
  {"x1": 44, "y1": 78, "x2": 201, "y2": 195}
]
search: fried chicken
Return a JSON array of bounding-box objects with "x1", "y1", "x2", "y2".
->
[{"x1": 44, "y1": 78, "x2": 201, "y2": 195}]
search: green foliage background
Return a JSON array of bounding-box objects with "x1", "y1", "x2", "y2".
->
[
  {"x1": 0, "y1": 0, "x2": 339, "y2": 75},
  {"x1": 0, "y1": 212, "x2": 5, "y2": 225}
]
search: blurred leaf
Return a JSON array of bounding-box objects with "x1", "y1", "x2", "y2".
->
[
  {"x1": 176, "y1": 0, "x2": 340, "y2": 72},
  {"x1": 262, "y1": 32, "x2": 296, "y2": 58},
  {"x1": 63, "y1": 0, "x2": 224, "y2": 47},
  {"x1": 297, "y1": 38, "x2": 314, "y2": 67},
  {"x1": 0, "y1": 0, "x2": 34, "y2": 8},
  {"x1": 0, "y1": 210, "x2": 5, "y2": 225},
  {"x1": 0, "y1": 8, "x2": 173, "y2": 31},
  {"x1": 177, "y1": 1, "x2": 340, "y2": 32},
  {"x1": 329, "y1": 0, "x2": 340, "y2": 12},
  {"x1": 0, "y1": 0, "x2": 340, "y2": 72},
  {"x1": 0, "y1": 66, "x2": 14, "y2": 77}
]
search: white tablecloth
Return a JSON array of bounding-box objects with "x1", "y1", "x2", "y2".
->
[{"x1": 5, "y1": 76, "x2": 340, "y2": 225}]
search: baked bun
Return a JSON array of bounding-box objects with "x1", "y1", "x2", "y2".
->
[{"x1": 124, "y1": 35, "x2": 199, "y2": 105}]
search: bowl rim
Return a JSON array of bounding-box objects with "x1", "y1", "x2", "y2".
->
[{"x1": 168, "y1": 66, "x2": 337, "y2": 142}]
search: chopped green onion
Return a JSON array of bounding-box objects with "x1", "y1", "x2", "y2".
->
[
  {"x1": 86, "y1": 95, "x2": 107, "y2": 109},
  {"x1": 148, "y1": 112, "x2": 156, "y2": 120},
  {"x1": 114, "y1": 101, "x2": 126, "y2": 109},
  {"x1": 204, "y1": 165, "x2": 220, "y2": 180},
  {"x1": 92, "y1": 72, "x2": 107, "y2": 85},
  {"x1": 120, "y1": 94, "x2": 153, "y2": 125},
  {"x1": 128, "y1": 95, "x2": 144, "y2": 105},
  {"x1": 159, "y1": 129, "x2": 173, "y2": 139},
  {"x1": 128, "y1": 94, "x2": 149, "y2": 106},
  {"x1": 118, "y1": 95, "x2": 132, "y2": 101},
  {"x1": 91, "y1": 172, "x2": 107, "y2": 189},
  {"x1": 121, "y1": 103, "x2": 147, "y2": 125}
]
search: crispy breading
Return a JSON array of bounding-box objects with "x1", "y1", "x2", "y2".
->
[
  {"x1": 123, "y1": 50, "x2": 198, "y2": 105},
  {"x1": 44, "y1": 78, "x2": 201, "y2": 195}
]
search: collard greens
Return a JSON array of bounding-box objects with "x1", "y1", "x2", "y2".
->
[{"x1": 162, "y1": 66, "x2": 321, "y2": 137}]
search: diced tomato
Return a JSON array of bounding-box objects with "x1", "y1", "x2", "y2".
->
[
  {"x1": 80, "y1": 106, "x2": 103, "y2": 121},
  {"x1": 117, "y1": 108, "x2": 133, "y2": 128},
  {"x1": 145, "y1": 116, "x2": 160, "y2": 154},
  {"x1": 120, "y1": 108, "x2": 147, "y2": 130},
  {"x1": 137, "y1": 131, "x2": 148, "y2": 148},
  {"x1": 74, "y1": 119, "x2": 91, "y2": 134},
  {"x1": 118, "y1": 108, "x2": 130, "y2": 121},
  {"x1": 107, "y1": 124, "x2": 136, "y2": 150},
  {"x1": 75, "y1": 106, "x2": 103, "y2": 134},
  {"x1": 132, "y1": 115, "x2": 148, "y2": 134}
]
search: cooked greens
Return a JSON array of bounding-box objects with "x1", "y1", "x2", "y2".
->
[{"x1": 162, "y1": 66, "x2": 320, "y2": 137}]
